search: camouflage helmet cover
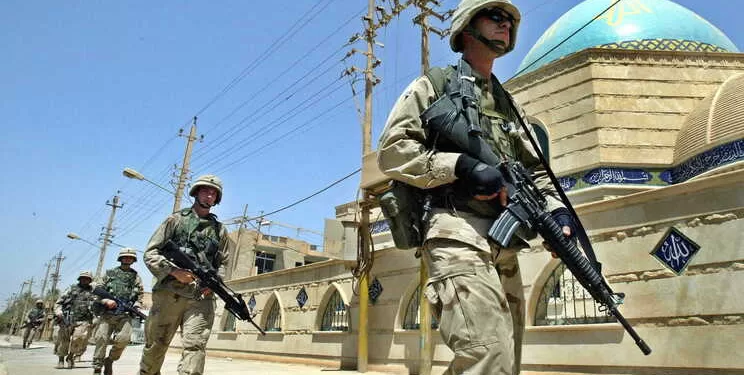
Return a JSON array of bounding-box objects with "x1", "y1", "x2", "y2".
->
[
  {"x1": 35, "y1": 299, "x2": 44, "y2": 305},
  {"x1": 189, "y1": 174, "x2": 223, "y2": 205},
  {"x1": 449, "y1": 0, "x2": 521, "y2": 54},
  {"x1": 78, "y1": 270, "x2": 93, "y2": 280},
  {"x1": 117, "y1": 247, "x2": 138, "y2": 262}
]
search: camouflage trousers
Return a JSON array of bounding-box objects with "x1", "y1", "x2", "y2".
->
[
  {"x1": 22, "y1": 325, "x2": 39, "y2": 346},
  {"x1": 422, "y1": 238, "x2": 525, "y2": 375},
  {"x1": 55, "y1": 321, "x2": 91, "y2": 358},
  {"x1": 139, "y1": 289, "x2": 215, "y2": 375},
  {"x1": 93, "y1": 313, "x2": 132, "y2": 369}
]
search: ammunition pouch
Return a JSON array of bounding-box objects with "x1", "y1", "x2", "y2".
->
[{"x1": 378, "y1": 181, "x2": 425, "y2": 250}]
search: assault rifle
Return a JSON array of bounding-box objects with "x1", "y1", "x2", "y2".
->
[
  {"x1": 54, "y1": 309, "x2": 72, "y2": 328},
  {"x1": 489, "y1": 161, "x2": 651, "y2": 355},
  {"x1": 162, "y1": 240, "x2": 266, "y2": 335},
  {"x1": 92, "y1": 287, "x2": 148, "y2": 321},
  {"x1": 19, "y1": 319, "x2": 43, "y2": 330}
]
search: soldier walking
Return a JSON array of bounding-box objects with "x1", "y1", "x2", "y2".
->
[
  {"x1": 139, "y1": 175, "x2": 230, "y2": 375},
  {"x1": 22, "y1": 299, "x2": 46, "y2": 348},
  {"x1": 92, "y1": 247, "x2": 144, "y2": 375},
  {"x1": 54, "y1": 271, "x2": 97, "y2": 369},
  {"x1": 377, "y1": 1, "x2": 576, "y2": 373}
]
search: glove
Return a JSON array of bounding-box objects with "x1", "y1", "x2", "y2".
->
[
  {"x1": 551, "y1": 207, "x2": 577, "y2": 243},
  {"x1": 455, "y1": 154, "x2": 505, "y2": 197}
]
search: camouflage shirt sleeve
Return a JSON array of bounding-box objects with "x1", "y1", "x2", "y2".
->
[
  {"x1": 144, "y1": 214, "x2": 178, "y2": 281},
  {"x1": 54, "y1": 285, "x2": 72, "y2": 315},
  {"x1": 377, "y1": 76, "x2": 463, "y2": 189},
  {"x1": 134, "y1": 273, "x2": 144, "y2": 307}
]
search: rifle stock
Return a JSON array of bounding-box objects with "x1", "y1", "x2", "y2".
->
[
  {"x1": 92, "y1": 287, "x2": 147, "y2": 321},
  {"x1": 162, "y1": 240, "x2": 266, "y2": 335}
]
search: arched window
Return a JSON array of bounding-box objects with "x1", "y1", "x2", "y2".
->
[
  {"x1": 402, "y1": 285, "x2": 439, "y2": 330},
  {"x1": 320, "y1": 290, "x2": 349, "y2": 331},
  {"x1": 264, "y1": 299, "x2": 282, "y2": 332},
  {"x1": 534, "y1": 263, "x2": 616, "y2": 325},
  {"x1": 223, "y1": 313, "x2": 236, "y2": 332}
]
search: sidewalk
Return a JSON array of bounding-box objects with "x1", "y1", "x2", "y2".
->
[{"x1": 0, "y1": 334, "x2": 393, "y2": 375}]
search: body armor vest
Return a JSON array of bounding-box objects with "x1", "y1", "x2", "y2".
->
[
  {"x1": 105, "y1": 267, "x2": 139, "y2": 303},
  {"x1": 173, "y1": 208, "x2": 222, "y2": 272},
  {"x1": 62, "y1": 284, "x2": 95, "y2": 322}
]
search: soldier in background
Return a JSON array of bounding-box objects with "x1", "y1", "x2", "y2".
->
[
  {"x1": 92, "y1": 247, "x2": 144, "y2": 375},
  {"x1": 22, "y1": 299, "x2": 45, "y2": 349},
  {"x1": 139, "y1": 175, "x2": 229, "y2": 375},
  {"x1": 54, "y1": 271, "x2": 96, "y2": 369},
  {"x1": 377, "y1": 0, "x2": 575, "y2": 373}
]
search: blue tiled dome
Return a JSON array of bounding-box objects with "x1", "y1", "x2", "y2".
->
[{"x1": 517, "y1": 0, "x2": 739, "y2": 75}]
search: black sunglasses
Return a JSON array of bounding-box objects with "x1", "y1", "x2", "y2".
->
[{"x1": 480, "y1": 8, "x2": 514, "y2": 25}]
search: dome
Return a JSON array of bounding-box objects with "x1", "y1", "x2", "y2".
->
[
  {"x1": 517, "y1": 0, "x2": 738, "y2": 75},
  {"x1": 671, "y1": 73, "x2": 744, "y2": 183}
]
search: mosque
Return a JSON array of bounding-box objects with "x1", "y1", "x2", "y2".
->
[{"x1": 203, "y1": 0, "x2": 744, "y2": 373}]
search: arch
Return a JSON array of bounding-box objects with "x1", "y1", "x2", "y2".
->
[
  {"x1": 528, "y1": 260, "x2": 615, "y2": 326},
  {"x1": 527, "y1": 116, "x2": 551, "y2": 162},
  {"x1": 316, "y1": 282, "x2": 350, "y2": 332},
  {"x1": 397, "y1": 276, "x2": 439, "y2": 330},
  {"x1": 259, "y1": 291, "x2": 285, "y2": 332}
]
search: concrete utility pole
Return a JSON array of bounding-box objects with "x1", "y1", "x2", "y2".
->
[
  {"x1": 39, "y1": 261, "x2": 52, "y2": 301},
  {"x1": 97, "y1": 194, "x2": 122, "y2": 278},
  {"x1": 43, "y1": 252, "x2": 64, "y2": 340},
  {"x1": 173, "y1": 116, "x2": 201, "y2": 213},
  {"x1": 230, "y1": 203, "x2": 250, "y2": 278},
  {"x1": 412, "y1": 4, "x2": 450, "y2": 373}
]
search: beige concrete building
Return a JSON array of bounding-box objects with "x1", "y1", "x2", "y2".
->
[{"x1": 200, "y1": 1, "x2": 744, "y2": 374}]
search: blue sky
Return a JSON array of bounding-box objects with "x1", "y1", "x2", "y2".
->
[{"x1": 1, "y1": 0, "x2": 741, "y2": 303}]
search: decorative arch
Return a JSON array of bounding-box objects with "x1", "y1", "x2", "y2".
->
[
  {"x1": 316, "y1": 282, "x2": 350, "y2": 332},
  {"x1": 528, "y1": 259, "x2": 615, "y2": 326},
  {"x1": 259, "y1": 291, "x2": 284, "y2": 332},
  {"x1": 397, "y1": 276, "x2": 438, "y2": 330},
  {"x1": 527, "y1": 115, "x2": 551, "y2": 161}
]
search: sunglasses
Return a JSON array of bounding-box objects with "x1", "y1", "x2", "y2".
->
[{"x1": 480, "y1": 8, "x2": 514, "y2": 25}]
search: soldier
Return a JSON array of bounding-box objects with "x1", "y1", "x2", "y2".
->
[
  {"x1": 22, "y1": 299, "x2": 45, "y2": 349},
  {"x1": 139, "y1": 174, "x2": 229, "y2": 375},
  {"x1": 54, "y1": 271, "x2": 97, "y2": 369},
  {"x1": 92, "y1": 247, "x2": 144, "y2": 375},
  {"x1": 377, "y1": 0, "x2": 575, "y2": 373}
]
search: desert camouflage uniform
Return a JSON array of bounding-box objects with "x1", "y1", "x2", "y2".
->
[
  {"x1": 55, "y1": 283, "x2": 96, "y2": 362},
  {"x1": 139, "y1": 207, "x2": 229, "y2": 375},
  {"x1": 378, "y1": 61, "x2": 564, "y2": 374},
  {"x1": 93, "y1": 266, "x2": 144, "y2": 372},
  {"x1": 22, "y1": 305, "x2": 45, "y2": 348}
]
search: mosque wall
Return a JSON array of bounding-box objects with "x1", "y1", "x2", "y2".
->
[{"x1": 506, "y1": 49, "x2": 744, "y2": 175}]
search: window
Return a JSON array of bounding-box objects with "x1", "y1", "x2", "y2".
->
[
  {"x1": 264, "y1": 299, "x2": 282, "y2": 332},
  {"x1": 255, "y1": 252, "x2": 276, "y2": 274},
  {"x1": 223, "y1": 313, "x2": 236, "y2": 332},
  {"x1": 295, "y1": 262, "x2": 303, "y2": 267},
  {"x1": 402, "y1": 285, "x2": 439, "y2": 330},
  {"x1": 534, "y1": 263, "x2": 616, "y2": 326},
  {"x1": 320, "y1": 290, "x2": 349, "y2": 331}
]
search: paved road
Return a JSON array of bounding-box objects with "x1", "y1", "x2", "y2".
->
[{"x1": 0, "y1": 334, "x2": 391, "y2": 375}]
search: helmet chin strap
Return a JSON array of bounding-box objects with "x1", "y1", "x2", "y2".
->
[
  {"x1": 466, "y1": 25, "x2": 508, "y2": 54},
  {"x1": 196, "y1": 198, "x2": 213, "y2": 209}
]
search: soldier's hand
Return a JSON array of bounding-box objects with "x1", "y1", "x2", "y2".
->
[
  {"x1": 200, "y1": 288, "x2": 213, "y2": 297},
  {"x1": 102, "y1": 299, "x2": 117, "y2": 310},
  {"x1": 455, "y1": 155, "x2": 505, "y2": 198},
  {"x1": 543, "y1": 208, "x2": 578, "y2": 258},
  {"x1": 171, "y1": 269, "x2": 196, "y2": 284}
]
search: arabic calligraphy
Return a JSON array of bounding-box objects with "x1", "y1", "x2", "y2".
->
[
  {"x1": 598, "y1": 0, "x2": 653, "y2": 27},
  {"x1": 653, "y1": 228, "x2": 700, "y2": 274}
]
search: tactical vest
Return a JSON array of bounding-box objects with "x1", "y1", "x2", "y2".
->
[
  {"x1": 173, "y1": 208, "x2": 222, "y2": 272},
  {"x1": 105, "y1": 267, "x2": 139, "y2": 303},
  {"x1": 62, "y1": 284, "x2": 95, "y2": 322},
  {"x1": 28, "y1": 307, "x2": 45, "y2": 321}
]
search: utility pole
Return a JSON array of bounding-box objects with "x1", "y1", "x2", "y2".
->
[
  {"x1": 18, "y1": 278, "x2": 33, "y2": 330},
  {"x1": 412, "y1": 4, "x2": 450, "y2": 373},
  {"x1": 9, "y1": 279, "x2": 30, "y2": 337},
  {"x1": 44, "y1": 252, "x2": 64, "y2": 340},
  {"x1": 97, "y1": 194, "x2": 122, "y2": 278},
  {"x1": 173, "y1": 116, "x2": 201, "y2": 213},
  {"x1": 39, "y1": 261, "x2": 52, "y2": 301},
  {"x1": 230, "y1": 203, "x2": 250, "y2": 278}
]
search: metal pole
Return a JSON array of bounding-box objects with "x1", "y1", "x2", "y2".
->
[
  {"x1": 173, "y1": 117, "x2": 198, "y2": 213},
  {"x1": 97, "y1": 195, "x2": 122, "y2": 278}
]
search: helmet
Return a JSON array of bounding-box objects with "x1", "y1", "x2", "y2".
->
[
  {"x1": 449, "y1": 0, "x2": 521, "y2": 54},
  {"x1": 35, "y1": 299, "x2": 44, "y2": 305},
  {"x1": 117, "y1": 247, "x2": 138, "y2": 262},
  {"x1": 78, "y1": 271, "x2": 93, "y2": 281},
  {"x1": 189, "y1": 174, "x2": 223, "y2": 205}
]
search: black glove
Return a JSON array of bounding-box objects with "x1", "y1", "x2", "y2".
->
[
  {"x1": 455, "y1": 154, "x2": 505, "y2": 197},
  {"x1": 551, "y1": 207, "x2": 577, "y2": 243}
]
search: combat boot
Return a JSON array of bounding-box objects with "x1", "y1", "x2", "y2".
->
[
  {"x1": 56, "y1": 356, "x2": 65, "y2": 369},
  {"x1": 93, "y1": 367, "x2": 101, "y2": 374},
  {"x1": 66, "y1": 354, "x2": 75, "y2": 369},
  {"x1": 103, "y1": 357, "x2": 113, "y2": 375}
]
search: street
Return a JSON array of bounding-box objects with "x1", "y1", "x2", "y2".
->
[{"x1": 0, "y1": 334, "x2": 391, "y2": 375}]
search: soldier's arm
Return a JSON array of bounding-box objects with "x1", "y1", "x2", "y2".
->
[
  {"x1": 54, "y1": 286, "x2": 71, "y2": 316},
  {"x1": 377, "y1": 76, "x2": 462, "y2": 190},
  {"x1": 133, "y1": 273, "x2": 145, "y2": 307},
  {"x1": 144, "y1": 215, "x2": 178, "y2": 281}
]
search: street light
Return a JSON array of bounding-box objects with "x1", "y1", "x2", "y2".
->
[
  {"x1": 67, "y1": 232, "x2": 126, "y2": 277},
  {"x1": 122, "y1": 167, "x2": 175, "y2": 195},
  {"x1": 66, "y1": 232, "x2": 99, "y2": 248}
]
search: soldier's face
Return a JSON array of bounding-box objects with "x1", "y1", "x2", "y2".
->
[
  {"x1": 120, "y1": 257, "x2": 135, "y2": 266},
  {"x1": 78, "y1": 277, "x2": 92, "y2": 286},
  {"x1": 197, "y1": 186, "x2": 219, "y2": 206},
  {"x1": 473, "y1": 10, "x2": 512, "y2": 47}
]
